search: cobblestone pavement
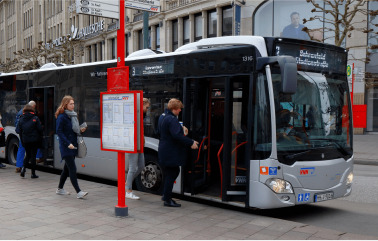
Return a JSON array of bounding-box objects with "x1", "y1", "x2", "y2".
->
[{"x1": 0, "y1": 165, "x2": 377, "y2": 240}]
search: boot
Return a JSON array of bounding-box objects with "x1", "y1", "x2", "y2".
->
[
  {"x1": 15, "y1": 167, "x2": 21, "y2": 173},
  {"x1": 20, "y1": 167, "x2": 26, "y2": 177},
  {"x1": 31, "y1": 171, "x2": 39, "y2": 179}
]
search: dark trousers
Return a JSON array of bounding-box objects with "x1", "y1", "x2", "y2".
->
[
  {"x1": 162, "y1": 166, "x2": 180, "y2": 201},
  {"x1": 58, "y1": 155, "x2": 81, "y2": 193},
  {"x1": 23, "y1": 142, "x2": 38, "y2": 174}
]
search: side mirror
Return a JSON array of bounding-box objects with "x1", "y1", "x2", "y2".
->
[{"x1": 257, "y1": 56, "x2": 297, "y2": 94}]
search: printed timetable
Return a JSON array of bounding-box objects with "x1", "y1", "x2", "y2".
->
[{"x1": 101, "y1": 93, "x2": 136, "y2": 152}]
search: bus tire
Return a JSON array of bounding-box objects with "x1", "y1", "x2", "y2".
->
[
  {"x1": 135, "y1": 153, "x2": 164, "y2": 195},
  {"x1": 6, "y1": 137, "x2": 19, "y2": 166}
]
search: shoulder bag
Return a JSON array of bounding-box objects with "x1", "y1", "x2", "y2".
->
[{"x1": 76, "y1": 134, "x2": 87, "y2": 158}]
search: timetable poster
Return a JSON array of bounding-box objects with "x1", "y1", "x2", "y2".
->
[{"x1": 101, "y1": 92, "x2": 137, "y2": 152}]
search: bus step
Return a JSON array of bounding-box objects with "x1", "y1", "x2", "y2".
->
[{"x1": 226, "y1": 191, "x2": 246, "y2": 195}]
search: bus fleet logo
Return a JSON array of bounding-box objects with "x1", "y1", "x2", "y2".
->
[
  {"x1": 235, "y1": 176, "x2": 246, "y2": 184},
  {"x1": 300, "y1": 167, "x2": 315, "y2": 176},
  {"x1": 260, "y1": 166, "x2": 278, "y2": 175}
]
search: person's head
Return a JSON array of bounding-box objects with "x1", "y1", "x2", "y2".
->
[
  {"x1": 28, "y1": 100, "x2": 36, "y2": 110},
  {"x1": 143, "y1": 98, "x2": 150, "y2": 114},
  {"x1": 290, "y1": 12, "x2": 300, "y2": 27},
  {"x1": 167, "y1": 98, "x2": 184, "y2": 116},
  {"x1": 55, "y1": 95, "x2": 74, "y2": 118},
  {"x1": 23, "y1": 104, "x2": 35, "y2": 113}
]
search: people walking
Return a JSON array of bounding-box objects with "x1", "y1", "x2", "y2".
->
[
  {"x1": 55, "y1": 95, "x2": 88, "y2": 199},
  {"x1": 15, "y1": 104, "x2": 43, "y2": 178},
  {"x1": 158, "y1": 98, "x2": 198, "y2": 207},
  {"x1": 125, "y1": 98, "x2": 150, "y2": 200},
  {"x1": 15, "y1": 101, "x2": 37, "y2": 173}
]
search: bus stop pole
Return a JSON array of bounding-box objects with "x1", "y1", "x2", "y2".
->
[{"x1": 114, "y1": 0, "x2": 128, "y2": 217}]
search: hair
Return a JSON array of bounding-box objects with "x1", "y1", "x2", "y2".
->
[
  {"x1": 23, "y1": 104, "x2": 35, "y2": 113},
  {"x1": 143, "y1": 98, "x2": 150, "y2": 106},
  {"x1": 167, "y1": 98, "x2": 184, "y2": 111},
  {"x1": 55, "y1": 95, "x2": 74, "y2": 119},
  {"x1": 28, "y1": 100, "x2": 36, "y2": 107},
  {"x1": 290, "y1": 11, "x2": 299, "y2": 19}
]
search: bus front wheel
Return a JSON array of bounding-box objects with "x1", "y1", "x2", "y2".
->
[
  {"x1": 135, "y1": 154, "x2": 163, "y2": 195},
  {"x1": 6, "y1": 137, "x2": 19, "y2": 166}
]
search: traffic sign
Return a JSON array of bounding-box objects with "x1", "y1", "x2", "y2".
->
[
  {"x1": 76, "y1": 0, "x2": 119, "y2": 19},
  {"x1": 347, "y1": 64, "x2": 352, "y2": 77},
  {"x1": 125, "y1": 0, "x2": 160, "y2": 13}
]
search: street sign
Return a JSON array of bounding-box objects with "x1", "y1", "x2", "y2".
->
[
  {"x1": 125, "y1": 0, "x2": 160, "y2": 13},
  {"x1": 76, "y1": 0, "x2": 119, "y2": 19},
  {"x1": 347, "y1": 64, "x2": 352, "y2": 77}
]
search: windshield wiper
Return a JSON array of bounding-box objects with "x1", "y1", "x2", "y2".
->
[
  {"x1": 284, "y1": 149, "x2": 312, "y2": 160},
  {"x1": 309, "y1": 138, "x2": 350, "y2": 156}
]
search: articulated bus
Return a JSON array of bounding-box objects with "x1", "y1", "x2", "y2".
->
[{"x1": 0, "y1": 36, "x2": 353, "y2": 209}]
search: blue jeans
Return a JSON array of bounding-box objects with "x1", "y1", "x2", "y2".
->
[
  {"x1": 16, "y1": 140, "x2": 43, "y2": 168},
  {"x1": 126, "y1": 153, "x2": 145, "y2": 191}
]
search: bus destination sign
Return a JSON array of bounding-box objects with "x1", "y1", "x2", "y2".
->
[
  {"x1": 275, "y1": 42, "x2": 347, "y2": 74},
  {"x1": 131, "y1": 60, "x2": 174, "y2": 77}
]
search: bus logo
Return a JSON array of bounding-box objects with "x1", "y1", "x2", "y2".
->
[
  {"x1": 235, "y1": 176, "x2": 246, "y2": 184},
  {"x1": 260, "y1": 166, "x2": 277, "y2": 175},
  {"x1": 300, "y1": 167, "x2": 315, "y2": 176}
]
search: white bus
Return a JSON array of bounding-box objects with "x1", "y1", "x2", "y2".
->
[{"x1": 0, "y1": 36, "x2": 353, "y2": 209}]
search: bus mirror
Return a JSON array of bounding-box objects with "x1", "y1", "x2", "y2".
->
[{"x1": 257, "y1": 56, "x2": 297, "y2": 94}]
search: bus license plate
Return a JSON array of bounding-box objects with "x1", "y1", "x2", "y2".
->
[{"x1": 314, "y1": 192, "x2": 333, "y2": 202}]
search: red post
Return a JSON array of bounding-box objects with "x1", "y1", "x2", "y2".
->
[
  {"x1": 117, "y1": 0, "x2": 125, "y2": 67},
  {"x1": 116, "y1": 152, "x2": 126, "y2": 207}
]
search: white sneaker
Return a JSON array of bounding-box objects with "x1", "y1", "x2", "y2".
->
[
  {"x1": 56, "y1": 188, "x2": 70, "y2": 195},
  {"x1": 126, "y1": 192, "x2": 140, "y2": 200},
  {"x1": 77, "y1": 191, "x2": 88, "y2": 199}
]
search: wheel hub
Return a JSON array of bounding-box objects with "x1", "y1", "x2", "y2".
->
[{"x1": 141, "y1": 164, "x2": 161, "y2": 189}]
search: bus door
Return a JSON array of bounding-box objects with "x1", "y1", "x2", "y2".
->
[
  {"x1": 184, "y1": 76, "x2": 249, "y2": 202},
  {"x1": 29, "y1": 87, "x2": 55, "y2": 165}
]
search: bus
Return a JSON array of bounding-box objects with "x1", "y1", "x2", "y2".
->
[{"x1": 0, "y1": 36, "x2": 353, "y2": 209}]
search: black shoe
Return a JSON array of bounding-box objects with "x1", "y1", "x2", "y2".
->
[
  {"x1": 20, "y1": 167, "x2": 26, "y2": 177},
  {"x1": 161, "y1": 195, "x2": 165, "y2": 201},
  {"x1": 164, "y1": 199, "x2": 181, "y2": 207},
  {"x1": 31, "y1": 174, "x2": 39, "y2": 179}
]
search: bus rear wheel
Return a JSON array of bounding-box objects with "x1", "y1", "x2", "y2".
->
[
  {"x1": 7, "y1": 137, "x2": 19, "y2": 166},
  {"x1": 135, "y1": 154, "x2": 163, "y2": 195}
]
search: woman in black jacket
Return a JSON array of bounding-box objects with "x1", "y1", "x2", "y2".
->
[{"x1": 16, "y1": 104, "x2": 43, "y2": 178}]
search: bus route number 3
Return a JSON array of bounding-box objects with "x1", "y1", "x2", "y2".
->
[{"x1": 242, "y1": 56, "x2": 253, "y2": 62}]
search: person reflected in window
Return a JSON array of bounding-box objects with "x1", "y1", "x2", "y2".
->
[{"x1": 282, "y1": 12, "x2": 310, "y2": 40}]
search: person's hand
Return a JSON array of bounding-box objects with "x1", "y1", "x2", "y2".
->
[
  {"x1": 191, "y1": 141, "x2": 199, "y2": 149},
  {"x1": 183, "y1": 126, "x2": 188, "y2": 136},
  {"x1": 80, "y1": 127, "x2": 87, "y2": 133},
  {"x1": 68, "y1": 144, "x2": 76, "y2": 149}
]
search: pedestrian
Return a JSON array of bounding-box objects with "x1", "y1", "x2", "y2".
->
[
  {"x1": 157, "y1": 98, "x2": 199, "y2": 207},
  {"x1": 15, "y1": 101, "x2": 37, "y2": 173},
  {"x1": 125, "y1": 98, "x2": 151, "y2": 200},
  {"x1": 55, "y1": 95, "x2": 88, "y2": 199},
  {"x1": 0, "y1": 115, "x2": 5, "y2": 169},
  {"x1": 15, "y1": 104, "x2": 43, "y2": 178}
]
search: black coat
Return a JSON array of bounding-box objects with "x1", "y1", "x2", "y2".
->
[
  {"x1": 16, "y1": 111, "x2": 43, "y2": 145},
  {"x1": 158, "y1": 109, "x2": 193, "y2": 167},
  {"x1": 56, "y1": 113, "x2": 78, "y2": 158}
]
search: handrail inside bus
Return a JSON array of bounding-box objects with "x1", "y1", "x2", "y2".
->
[
  {"x1": 195, "y1": 136, "x2": 209, "y2": 164},
  {"x1": 217, "y1": 144, "x2": 224, "y2": 198}
]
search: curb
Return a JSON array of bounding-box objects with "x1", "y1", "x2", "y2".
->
[{"x1": 354, "y1": 159, "x2": 378, "y2": 166}]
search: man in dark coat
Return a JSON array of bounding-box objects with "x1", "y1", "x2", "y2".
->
[
  {"x1": 158, "y1": 98, "x2": 199, "y2": 207},
  {"x1": 282, "y1": 12, "x2": 310, "y2": 40}
]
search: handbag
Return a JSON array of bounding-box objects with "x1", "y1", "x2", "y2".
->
[{"x1": 76, "y1": 135, "x2": 87, "y2": 158}]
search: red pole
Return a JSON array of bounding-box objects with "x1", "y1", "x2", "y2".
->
[
  {"x1": 117, "y1": 152, "x2": 126, "y2": 208},
  {"x1": 117, "y1": 0, "x2": 125, "y2": 68}
]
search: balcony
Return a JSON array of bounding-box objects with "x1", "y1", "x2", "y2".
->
[
  {"x1": 133, "y1": 12, "x2": 157, "y2": 23},
  {"x1": 166, "y1": 0, "x2": 204, "y2": 11}
]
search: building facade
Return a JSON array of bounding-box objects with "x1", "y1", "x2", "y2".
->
[{"x1": 0, "y1": 0, "x2": 377, "y2": 134}]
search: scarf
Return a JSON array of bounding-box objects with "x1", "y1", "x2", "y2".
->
[{"x1": 64, "y1": 110, "x2": 80, "y2": 134}]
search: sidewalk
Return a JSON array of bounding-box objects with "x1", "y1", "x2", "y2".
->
[
  {"x1": 353, "y1": 133, "x2": 378, "y2": 166},
  {"x1": 1, "y1": 165, "x2": 377, "y2": 240}
]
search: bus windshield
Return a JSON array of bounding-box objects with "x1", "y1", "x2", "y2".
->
[{"x1": 273, "y1": 70, "x2": 353, "y2": 164}]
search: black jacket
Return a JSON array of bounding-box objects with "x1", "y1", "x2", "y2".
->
[
  {"x1": 157, "y1": 109, "x2": 193, "y2": 167},
  {"x1": 56, "y1": 113, "x2": 78, "y2": 158},
  {"x1": 16, "y1": 111, "x2": 43, "y2": 145}
]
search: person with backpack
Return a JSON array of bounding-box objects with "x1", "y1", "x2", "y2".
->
[{"x1": 16, "y1": 103, "x2": 43, "y2": 178}]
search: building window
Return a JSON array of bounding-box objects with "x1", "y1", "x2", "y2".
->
[
  {"x1": 367, "y1": 0, "x2": 378, "y2": 74},
  {"x1": 138, "y1": 29, "x2": 143, "y2": 50},
  {"x1": 195, "y1": 13, "x2": 202, "y2": 41},
  {"x1": 89, "y1": 45, "x2": 92, "y2": 62},
  {"x1": 99, "y1": 42, "x2": 103, "y2": 61},
  {"x1": 183, "y1": 16, "x2": 190, "y2": 45},
  {"x1": 222, "y1": 6, "x2": 232, "y2": 36},
  {"x1": 208, "y1": 9, "x2": 217, "y2": 38},
  {"x1": 111, "y1": 38, "x2": 116, "y2": 59},
  {"x1": 94, "y1": 44, "x2": 98, "y2": 62},
  {"x1": 125, "y1": 34, "x2": 129, "y2": 56},
  {"x1": 156, "y1": 25, "x2": 160, "y2": 50},
  {"x1": 172, "y1": 19, "x2": 178, "y2": 51}
]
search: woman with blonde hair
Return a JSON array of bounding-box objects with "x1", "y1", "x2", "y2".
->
[{"x1": 55, "y1": 95, "x2": 88, "y2": 199}]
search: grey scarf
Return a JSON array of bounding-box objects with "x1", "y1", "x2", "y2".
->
[{"x1": 65, "y1": 110, "x2": 80, "y2": 134}]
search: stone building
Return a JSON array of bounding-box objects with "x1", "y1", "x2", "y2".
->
[{"x1": 0, "y1": 0, "x2": 376, "y2": 133}]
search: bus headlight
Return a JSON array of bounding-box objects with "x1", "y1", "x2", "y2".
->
[
  {"x1": 346, "y1": 172, "x2": 353, "y2": 186},
  {"x1": 265, "y1": 178, "x2": 293, "y2": 194}
]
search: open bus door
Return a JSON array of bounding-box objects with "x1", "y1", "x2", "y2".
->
[
  {"x1": 29, "y1": 87, "x2": 54, "y2": 165},
  {"x1": 184, "y1": 76, "x2": 249, "y2": 202}
]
